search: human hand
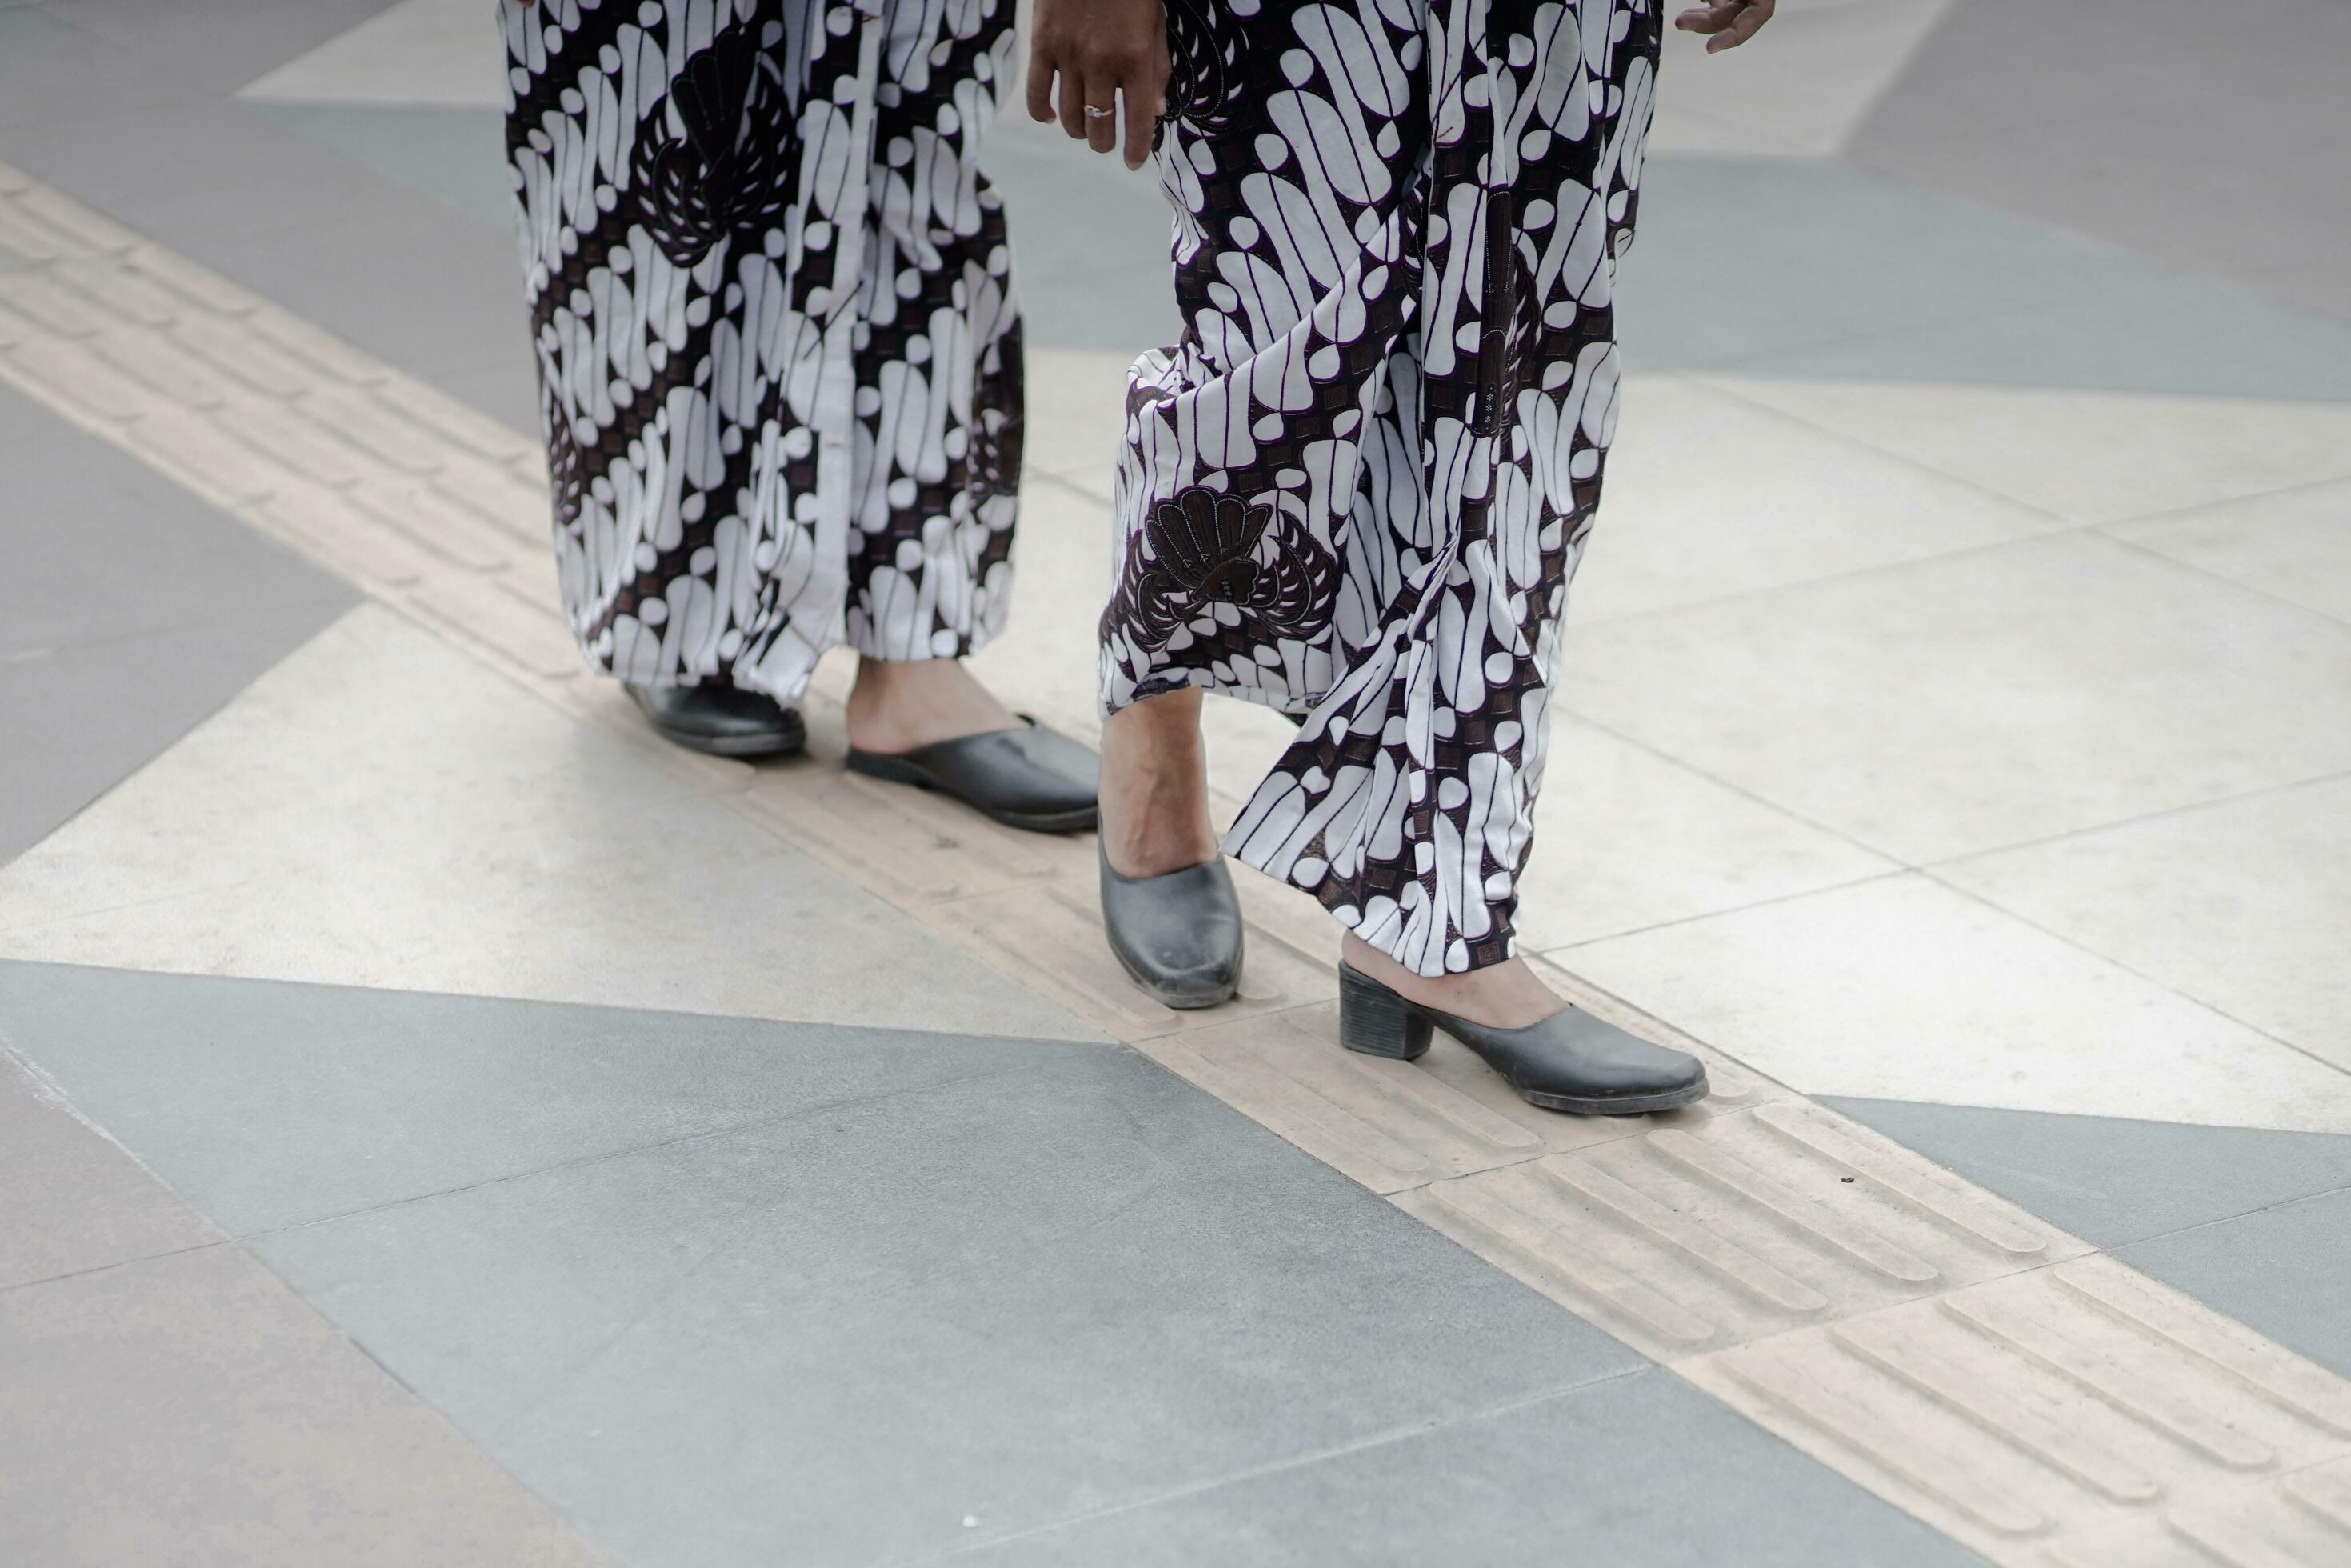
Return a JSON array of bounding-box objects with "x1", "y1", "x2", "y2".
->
[
  {"x1": 1026, "y1": 0, "x2": 1169, "y2": 172},
  {"x1": 1675, "y1": 0, "x2": 1775, "y2": 53}
]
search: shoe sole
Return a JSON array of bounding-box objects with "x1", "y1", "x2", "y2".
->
[
  {"x1": 652, "y1": 727, "x2": 808, "y2": 759},
  {"x1": 1520, "y1": 1075, "x2": 1711, "y2": 1116},
  {"x1": 1105, "y1": 940, "x2": 1241, "y2": 1010}
]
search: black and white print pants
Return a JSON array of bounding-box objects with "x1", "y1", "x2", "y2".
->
[
  {"x1": 505, "y1": 0, "x2": 1024, "y2": 700},
  {"x1": 1103, "y1": 0, "x2": 1659, "y2": 976}
]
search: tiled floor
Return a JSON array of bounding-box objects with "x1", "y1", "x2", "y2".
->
[{"x1": 4, "y1": 2, "x2": 2349, "y2": 1565}]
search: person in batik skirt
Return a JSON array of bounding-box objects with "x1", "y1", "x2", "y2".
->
[
  {"x1": 1032, "y1": 0, "x2": 1776, "y2": 1111},
  {"x1": 505, "y1": 0, "x2": 1097, "y2": 830}
]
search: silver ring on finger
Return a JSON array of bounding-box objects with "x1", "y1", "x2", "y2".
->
[{"x1": 1084, "y1": 104, "x2": 1114, "y2": 119}]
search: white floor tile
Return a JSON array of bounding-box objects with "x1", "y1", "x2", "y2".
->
[
  {"x1": 1565, "y1": 874, "x2": 2351, "y2": 1132},
  {"x1": 1580, "y1": 373, "x2": 2063, "y2": 622},
  {"x1": 2105, "y1": 479, "x2": 2351, "y2": 626},
  {"x1": 0, "y1": 604, "x2": 1102, "y2": 1043},
  {"x1": 1559, "y1": 530, "x2": 2351, "y2": 862},
  {"x1": 1646, "y1": 0, "x2": 1959, "y2": 159},
  {"x1": 1522, "y1": 716, "x2": 1894, "y2": 948},
  {"x1": 1695, "y1": 375, "x2": 2351, "y2": 524},
  {"x1": 1938, "y1": 775, "x2": 2351, "y2": 1074},
  {"x1": 968, "y1": 475, "x2": 1113, "y2": 744},
  {"x1": 1022, "y1": 346, "x2": 1130, "y2": 505}
]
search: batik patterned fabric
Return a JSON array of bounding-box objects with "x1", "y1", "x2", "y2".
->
[
  {"x1": 505, "y1": 0, "x2": 1024, "y2": 701},
  {"x1": 1103, "y1": 0, "x2": 1659, "y2": 976}
]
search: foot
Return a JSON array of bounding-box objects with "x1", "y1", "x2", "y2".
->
[
  {"x1": 1340, "y1": 931, "x2": 1565, "y2": 1031},
  {"x1": 1098, "y1": 688, "x2": 1220, "y2": 878},
  {"x1": 844, "y1": 657, "x2": 1020, "y2": 755}
]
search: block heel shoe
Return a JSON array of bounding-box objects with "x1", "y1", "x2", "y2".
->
[{"x1": 1337, "y1": 962, "x2": 1707, "y2": 1115}]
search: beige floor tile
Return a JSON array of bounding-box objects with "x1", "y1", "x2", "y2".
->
[
  {"x1": 0, "y1": 605, "x2": 1101, "y2": 1044},
  {"x1": 0, "y1": 1050, "x2": 218, "y2": 1291},
  {"x1": 0, "y1": 1245, "x2": 603, "y2": 1567},
  {"x1": 1150, "y1": 998, "x2": 1780, "y2": 1194},
  {"x1": 1560, "y1": 530, "x2": 2351, "y2": 862},
  {"x1": 1685, "y1": 1257, "x2": 2351, "y2": 1565},
  {"x1": 1937, "y1": 775, "x2": 2351, "y2": 1073},
  {"x1": 1579, "y1": 374, "x2": 2065, "y2": 622},
  {"x1": 2105, "y1": 478, "x2": 2351, "y2": 626},
  {"x1": 1399, "y1": 1097, "x2": 2081, "y2": 1362},
  {"x1": 1561, "y1": 874, "x2": 2351, "y2": 1131},
  {"x1": 1695, "y1": 375, "x2": 2351, "y2": 524}
]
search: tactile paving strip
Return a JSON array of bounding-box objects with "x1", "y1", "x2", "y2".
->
[
  {"x1": 1397, "y1": 1098, "x2": 2085, "y2": 1361},
  {"x1": 1689, "y1": 1258, "x2": 2351, "y2": 1561},
  {"x1": 6, "y1": 162, "x2": 2349, "y2": 1565}
]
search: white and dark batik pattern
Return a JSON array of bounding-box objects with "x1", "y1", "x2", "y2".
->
[
  {"x1": 1103, "y1": 0, "x2": 1658, "y2": 977},
  {"x1": 505, "y1": 0, "x2": 1024, "y2": 701}
]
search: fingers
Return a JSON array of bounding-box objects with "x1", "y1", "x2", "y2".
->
[
  {"x1": 1673, "y1": 2, "x2": 1740, "y2": 32},
  {"x1": 1026, "y1": 48, "x2": 1055, "y2": 124},
  {"x1": 1054, "y1": 66, "x2": 1089, "y2": 140},
  {"x1": 1084, "y1": 78, "x2": 1120, "y2": 155},
  {"x1": 1032, "y1": 57, "x2": 1157, "y2": 169},
  {"x1": 1676, "y1": 0, "x2": 1774, "y2": 50},
  {"x1": 1711, "y1": 0, "x2": 1773, "y2": 51},
  {"x1": 1122, "y1": 78, "x2": 1158, "y2": 171}
]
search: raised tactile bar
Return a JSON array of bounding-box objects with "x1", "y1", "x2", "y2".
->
[
  {"x1": 1399, "y1": 1100, "x2": 2083, "y2": 1361},
  {"x1": 1690, "y1": 1260, "x2": 2351, "y2": 1564}
]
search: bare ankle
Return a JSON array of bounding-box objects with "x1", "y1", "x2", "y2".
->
[
  {"x1": 1099, "y1": 690, "x2": 1218, "y2": 878},
  {"x1": 844, "y1": 657, "x2": 1017, "y2": 753},
  {"x1": 1339, "y1": 933, "x2": 1563, "y2": 1030}
]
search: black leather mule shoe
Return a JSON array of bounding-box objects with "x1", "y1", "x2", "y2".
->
[
  {"x1": 1099, "y1": 842, "x2": 1245, "y2": 1009},
  {"x1": 1337, "y1": 962, "x2": 1707, "y2": 1115},
  {"x1": 846, "y1": 718, "x2": 1099, "y2": 833},
  {"x1": 626, "y1": 682, "x2": 807, "y2": 758}
]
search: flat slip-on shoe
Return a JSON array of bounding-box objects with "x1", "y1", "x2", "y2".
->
[
  {"x1": 846, "y1": 718, "x2": 1098, "y2": 833},
  {"x1": 1099, "y1": 842, "x2": 1244, "y2": 1010},
  {"x1": 626, "y1": 682, "x2": 807, "y2": 758},
  {"x1": 1337, "y1": 962, "x2": 1707, "y2": 1115}
]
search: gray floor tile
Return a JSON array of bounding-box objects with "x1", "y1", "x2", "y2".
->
[
  {"x1": 1618, "y1": 157, "x2": 2110, "y2": 372},
  {"x1": 1854, "y1": 0, "x2": 2351, "y2": 320},
  {"x1": 0, "y1": 962, "x2": 1110, "y2": 1235},
  {"x1": 41, "y1": 0, "x2": 394, "y2": 98},
  {"x1": 0, "y1": 95, "x2": 534, "y2": 382},
  {"x1": 0, "y1": 388, "x2": 353, "y2": 860},
  {"x1": 950, "y1": 1368, "x2": 1989, "y2": 1568},
  {"x1": 0, "y1": 1242, "x2": 605, "y2": 1567},
  {"x1": 982, "y1": 112, "x2": 1183, "y2": 353},
  {"x1": 430, "y1": 342, "x2": 544, "y2": 437},
  {"x1": 0, "y1": 6, "x2": 194, "y2": 134},
  {"x1": 1741, "y1": 282, "x2": 2351, "y2": 404},
  {"x1": 1619, "y1": 156, "x2": 2351, "y2": 399},
  {"x1": 1822, "y1": 1098, "x2": 2351, "y2": 1250},
  {"x1": 245, "y1": 1046, "x2": 1649, "y2": 1568},
  {"x1": 0, "y1": 384, "x2": 349, "y2": 657},
  {"x1": 0, "y1": 1048, "x2": 217, "y2": 1290},
  {"x1": 251, "y1": 102, "x2": 516, "y2": 229},
  {"x1": 2117, "y1": 1189, "x2": 2351, "y2": 1381}
]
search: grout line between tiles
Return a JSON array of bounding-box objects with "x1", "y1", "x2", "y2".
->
[
  {"x1": 230, "y1": 1055, "x2": 1072, "y2": 1250},
  {"x1": 881, "y1": 1363, "x2": 1662, "y2": 1567},
  {"x1": 7, "y1": 160, "x2": 2351, "y2": 1566},
  {"x1": 1914, "y1": 868, "x2": 2351, "y2": 1088}
]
